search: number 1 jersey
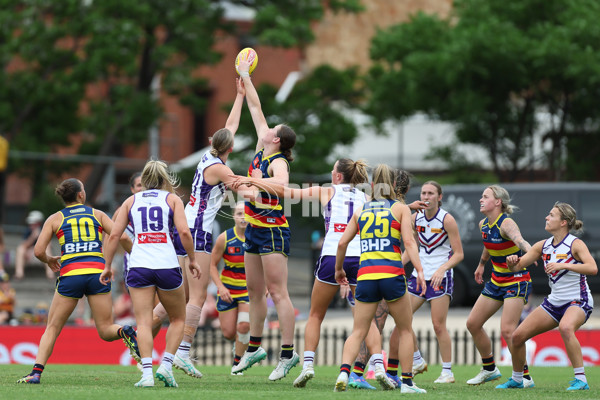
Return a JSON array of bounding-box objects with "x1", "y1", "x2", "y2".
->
[{"x1": 129, "y1": 190, "x2": 179, "y2": 270}]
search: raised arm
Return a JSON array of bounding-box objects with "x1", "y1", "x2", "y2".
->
[
  {"x1": 224, "y1": 78, "x2": 246, "y2": 136},
  {"x1": 237, "y1": 55, "x2": 269, "y2": 152}
]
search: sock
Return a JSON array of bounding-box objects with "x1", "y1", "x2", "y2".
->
[
  {"x1": 401, "y1": 372, "x2": 413, "y2": 386},
  {"x1": 371, "y1": 353, "x2": 384, "y2": 370},
  {"x1": 523, "y1": 364, "x2": 531, "y2": 380},
  {"x1": 352, "y1": 362, "x2": 366, "y2": 377},
  {"x1": 413, "y1": 350, "x2": 424, "y2": 363},
  {"x1": 340, "y1": 363, "x2": 351, "y2": 377},
  {"x1": 247, "y1": 336, "x2": 262, "y2": 352},
  {"x1": 482, "y1": 355, "x2": 495, "y2": 372},
  {"x1": 281, "y1": 344, "x2": 294, "y2": 359},
  {"x1": 117, "y1": 327, "x2": 124, "y2": 339},
  {"x1": 511, "y1": 370, "x2": 523, "y2": 384},
  {"x1": 574, "y1": 367, "x2": 587, "y2": 384},
  {"x1": 176, "y1": 341, "x2": 191, "y2": 359},
  {"x1": 141, "y1": 357, "x2": 153, "y2": 379},
  {"x1": 161, "y1": 352, "x2": 174, "y2": 371},
  {"x1": 233, "y1": 354, "x2": 241, "y2": 367},
  {"x1": 442, "y1": 361, "x2": 452, "y2": 375},
  {"x1": 183, "y1": 304, "x2": 202, "y2": 343},
  {"x1": 32, "y1": 363, "x2": 44, "y2": 376},
  {"x1": 387, "y1": 358, "x2": 399, "y2": 376},
  {"x1": 303, "y1": 351, "x2": 315, "y2": 369}
]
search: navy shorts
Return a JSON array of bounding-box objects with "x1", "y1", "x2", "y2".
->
[
  {"x1": 216, "y1": 295, "x2": 250, "y2": 312},
  {"x1": 481, "y1": 280, "x2": 531, "y2": 303},
  {"x1": 355, "y1": 275, "x2": 407, "y2": 303},
  {"x1": 407, "y1": 271, "x2": 454, "y2": 301},
  {"x1": 315, "y1": 255, "x2": 359, "y2": 286},
  {"x1": 56, "y1": 273, "x2": 111, "y2": 299},
  {"x1": 126, "y1": 267, "x2": 183, "y2": 291},
  {"x1": 173, "y1": 227, "x2": 212, "y2": 256},
  {"x1": 243, "y1": 224, "x2": 290, "y2": 256},
  {"x1": 541, "y1": 298, "x2": 593, "y2": 323}
]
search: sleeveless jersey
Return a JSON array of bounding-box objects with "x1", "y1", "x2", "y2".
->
[
  {"x1": 56, "y1": 204, "x2": 105, "y2": 277},
  {"x1": 481, "y1": 213, "x2": 530, "y2": 287},
  {"x1": 542, "y1": 234, "x2": 593, "y2": 306},
  {"x1": 321, "y1": 184, "x2": 367, "y2": 257},
  {"x1": 129, "y1": 190, "x2": 178, "y2": 270},
  {"x1": 357, "y1": 199, "x2": 404, "y2": 281},
  {"x1": 244, "y1": 149, "x2": 289, "y2": 228},
  {"x1": 413, "y1": 208, "x2": 453, "y2": 280},
  {"x1": 185, "y1": 151, "x2": 227, "y2": 233},
  {"x1": 219, "y1": 228, "x2": 247, "y2": 299}
]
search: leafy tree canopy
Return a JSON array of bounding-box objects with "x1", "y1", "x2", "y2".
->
[{"x1": 364, "y1": 0, "x2": 600, "y2": 181}]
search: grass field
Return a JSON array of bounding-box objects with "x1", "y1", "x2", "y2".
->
[{"x1": 1, "y1": 364, "x2": 598, "y2": 400}]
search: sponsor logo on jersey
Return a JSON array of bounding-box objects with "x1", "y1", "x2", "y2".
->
[
  {"x1": 69, "y1": 207, "x2": 85, "y2": 213},
  {"x1": 228, "y1": 246, "x2": 241, "y2": 254},
  {"x1": 431, "y1": 228, "x2": 443, "y2": 233},
  {"x1": 142, "y1": 191, "x2": 159, "y2": 198},
  {"x1": 267, "y1": 217, "x2": 276, "y2": 223},
  {"x1": 416, "y1": 226, "x2": 426, "y2": 233},
  {"x1": 556, "y1": 254, "x2": 568, "y2": 259},
  {"x1": 334, "y1": 223, "x2": 347, "y2": 233},
  {"x1": 138, "y1": 232, "x2": 167, "y2": 244}
]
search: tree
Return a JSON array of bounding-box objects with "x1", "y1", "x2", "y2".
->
[
  {"x1": 364, "y1": 0, "x2": 600, "y2": 181},
  {"x1": 2, "y1": 0, "x2": 365, "y2": 205}
]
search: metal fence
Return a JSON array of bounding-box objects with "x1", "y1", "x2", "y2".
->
[{"x1": 191, "y1": 327, "x2": 503, "y2": 366}]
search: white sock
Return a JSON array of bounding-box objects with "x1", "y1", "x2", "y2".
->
[
  {"x1": 442, "y1": 362, "x2": 452, "y2": 374},
  {"x1": 574, "y1": 367, "x2": 587, "y2": 383},
  {"x1": 141, "y1": 357, "x2": 153, "y2": 379},
  {"x1": 303, "y1": 351, "x2": 315, "y2": 369},
  {"x1": 161, "y1": 352, "x2": 174, "y2": 371},
  {"x1": 371, "y1": 353, "x2": 384, "y2": 369},
  {"x1": 511, "y1": 370, "x2": 523, "y2": 383},
  {"x1": 413, "y1": 350, "x2": 423, "y2": 363},
  {"x1": 176, "y1": 341, "x2": 191, "y2": 359}
]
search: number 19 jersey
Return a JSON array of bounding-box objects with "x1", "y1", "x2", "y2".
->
[{"x1": 129, "y1": 190, "x2": 178, "y2": 270}]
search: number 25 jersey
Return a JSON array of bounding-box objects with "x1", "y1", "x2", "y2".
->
[
  {"x1": 357, "y1": 199, "x2": 405, "y2": 281},
  {"x1": 129, "y1": 190, "x2": 179, "y2": 270}
]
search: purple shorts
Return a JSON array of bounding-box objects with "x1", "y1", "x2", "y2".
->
[
  {"x1": 126, "y1": 267, "x2": 183, "y2": 291},
  {"x1": 407, "y1": 271, "x2": 454, "y2": 301},
  {"x1": 315, "y1": 255, "x2": 359, "y2": 285},
  {"x1": 173, "y1": 227, "x2": 212, "y2": 256},
  {"x1": 540, "y1": 297, "x2": 593, "y2": 323}
]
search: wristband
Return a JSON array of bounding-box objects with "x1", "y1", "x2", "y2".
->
[{"x1": 239, "y1": 71, "x2": 250, "y2": 78}]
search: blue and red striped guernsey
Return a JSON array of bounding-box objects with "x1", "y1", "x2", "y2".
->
[
  {"x1": 357, "y1": 199, "x2": 404, "y2": 281},
  {"x1": 219, "y1": 228, "x2": 247, "y2": 299},
  {"x1": 244, "y1": 149, "x2": 290, "y2": 228},
  {"x1": 56, "y1": 204, "x2": 105, "y2": 276},
  {"x1": 481, "y1": 213, "x2": 530, "y2": 286}
]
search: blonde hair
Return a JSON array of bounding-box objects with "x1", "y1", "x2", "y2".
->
[
  {"x1": 372, "y1": 164, "x2": 399, "y2": 201},
  {"x1": 554, "y1": 202, "x2": 584, "y2": 233},
  {"x1": 486, "y1": 185, "x2": 517, "y2": 215},
  {"x1": 336, "y1": 158, "x2": 369, "y2": 185},
  {"x1": 141, "y1": 160, "x2": 179, "y2": 193},
  {"x1": 209, "y1": 128, "x2": 234, "y2": 158}
]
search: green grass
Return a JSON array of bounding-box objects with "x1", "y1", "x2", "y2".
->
[{"x1": 1, "y1": 364, "x2": 598, "y2": 400}]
